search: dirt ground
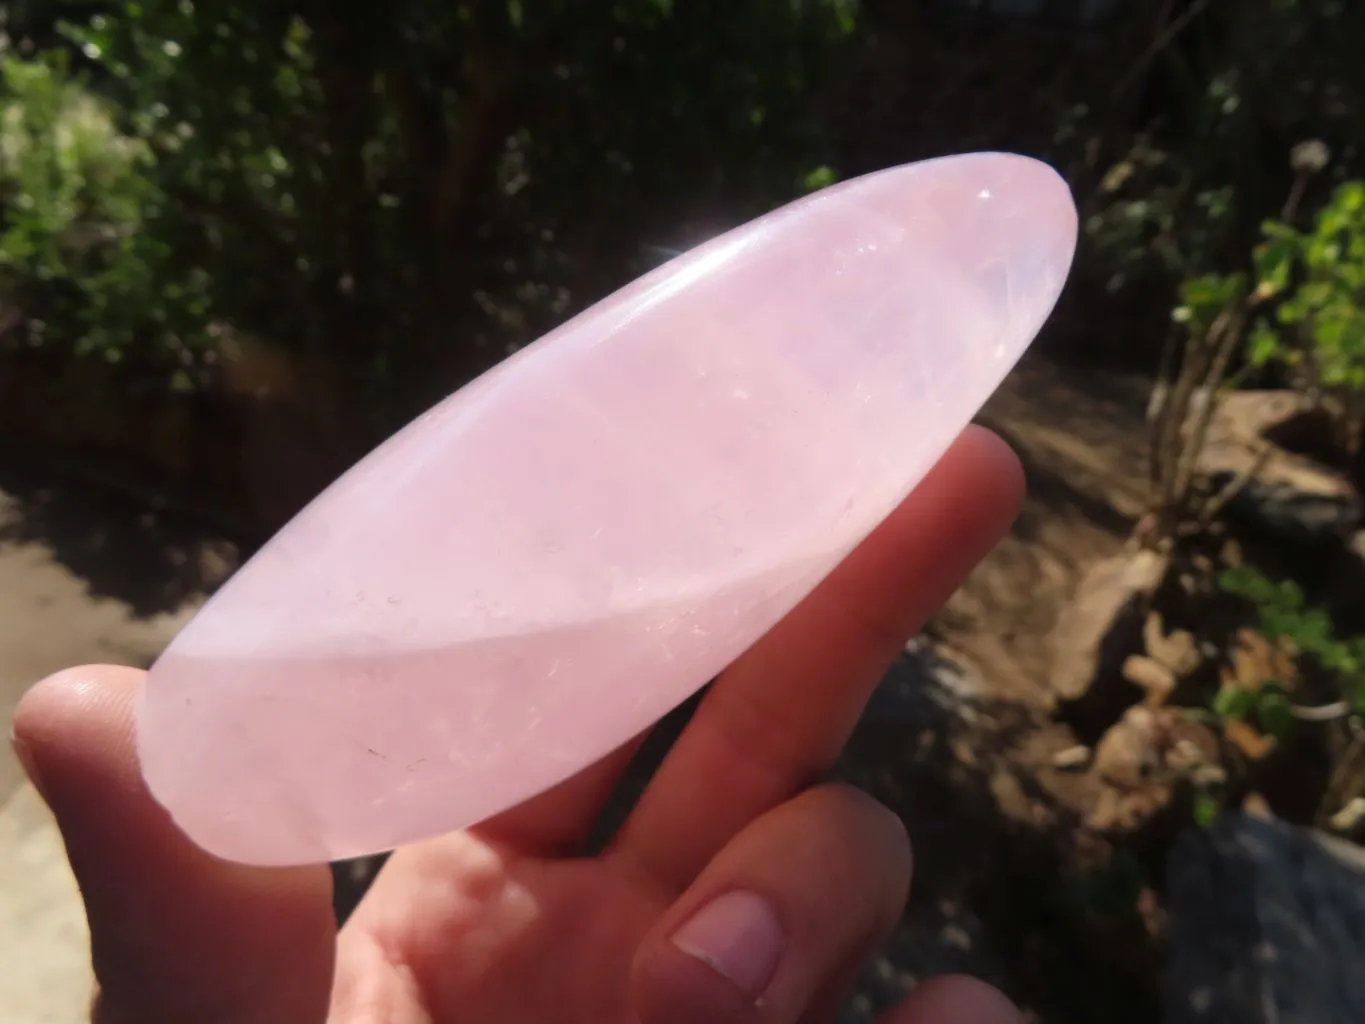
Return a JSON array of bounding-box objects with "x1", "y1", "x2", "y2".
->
[
  {"x1": 0, "y1": 349, "x2": 1159, "y2": 1023},
  {"x1": 944, "y1": 354, "x2": 1151, "y2": 701}
]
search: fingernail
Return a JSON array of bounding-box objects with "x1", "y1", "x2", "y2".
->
[
  {"x1": 11, "y1": 733, "x2": 47, "y2": 802},
  {"x1": 671, "y1": 890, "x2": 784, "y2": 1000}
]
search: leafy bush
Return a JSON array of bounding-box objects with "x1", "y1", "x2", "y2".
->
[
  {"x1": 0, "y1": 46, "x2": 212, "y2": 380},
  {"x1": 1083, "y1": 0, "x2": 1365, "y2": 294},
  {"x1": 1215, "y1": 563, "x2": 1365, "y2": 729},
  {"x1": 0, "y1": 0, "x2": 859, "y2": 426},
  {"x1": 1247, "y1": 179, "x2": 1365, "y2": 456},
  {"x1": 1142, "y1": 166, "x2": 1365, "y2": 544}
]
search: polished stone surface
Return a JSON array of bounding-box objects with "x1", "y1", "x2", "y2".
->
[{"x1": 137, "y1": 152, "x2": 1079, "y2": 866}]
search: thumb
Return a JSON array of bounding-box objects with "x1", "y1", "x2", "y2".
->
[{"x1": 12, "y1": 665, "x2": 336, "y2": 1024}]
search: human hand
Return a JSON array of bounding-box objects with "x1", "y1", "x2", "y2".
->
[{"x1": 13, "y1": 425, "x2": 1025, "y2": 1024}]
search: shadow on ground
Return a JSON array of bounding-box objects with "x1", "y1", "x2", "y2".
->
[{"x1": 0, "y1": 451, "x2": 238, "y2": 619}]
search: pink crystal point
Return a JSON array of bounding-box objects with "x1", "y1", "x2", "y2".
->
[{"x1": 136, "y1": 152, "x2": 1077, "y2": 866}]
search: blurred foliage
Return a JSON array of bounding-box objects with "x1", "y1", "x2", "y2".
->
[
  {"x1": 1151, "y1": 168, "x2": 1365, "y2": 515},
  {"x1": 1216, "y1": 563, "x2": 1365, "y2": 726},
  {"x1": 1125, "y1": 0, "x2": 1365, "y2": 543},
  {"x1": 1246, "y1": 178, "x2": 1365, "y2": 454},
  {"x1": 0, "y1": 0, "x2": 858, "y2": 425},
  {"x1": 1084, "y1": 0, "x2": 1365, "y2": 292},
  {"x1": 4, "y1": 0, "x2": 1365, "y2": 441},
  {"x1": 0, "y1": 45, "x2": 207, "y2": 380}
]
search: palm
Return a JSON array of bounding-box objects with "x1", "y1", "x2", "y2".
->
[{"x1": 339, "y1": 839, "x2": 667, "y2": 1022}]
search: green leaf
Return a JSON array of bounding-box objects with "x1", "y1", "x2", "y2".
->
[
  {"x1": 801, "y1": 164, "x2": 836, "y2": 193},
  {"x1": 1213, "y1": 684, "x2": 1257, "y2": 722},
  {"x1": 1256, "y1": 687, "x2": 1297, "y2": 741},
  {"x1": 1193, "y1": 792, "x2": 1221, "y2": 827},
  {"x1": 1248, "y1": 320, "x2": 1283, "y2": 366},
  {"x1": 1253, "y1": 232, "x2": 1297, "y2": 296}
]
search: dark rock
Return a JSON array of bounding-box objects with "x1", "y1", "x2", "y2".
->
[
  {"x1": 1216, "y1": 474, "x2": 1360, "y2": 550},
  {"x1": 1165, "y1": 812, "x2": 1365, "y2": 1024},
  {"x1": 1197, "y1": 389, "x2": 1359, "y2": 549},
  {"x1": 1198, "y1": 393, "x2": 1357, "y2": 548},
  {"x1": 863, "y1": 639, "x2": 983, "y2": 725}
]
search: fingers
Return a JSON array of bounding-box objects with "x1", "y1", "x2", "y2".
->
[
  {"x1": 615, "y1": 426, "x2": 1023, "y2": 887},
  {"x1": 879, "y1": 975, "x2": 1021, "y2": 1024},
  {"x1": 11, "y1": 665, "x2": 337, "y2": 1024},
  {"x1": 473, "y1": 734, "x2": 647, "y2": 854},
  {"x1": 632, "y1": 783, "x2": 911, "y2": 1024}
]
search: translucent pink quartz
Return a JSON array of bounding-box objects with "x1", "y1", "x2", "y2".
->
[{"x1": 136, "y1": 152, "x2": 1078, "y2": 866}]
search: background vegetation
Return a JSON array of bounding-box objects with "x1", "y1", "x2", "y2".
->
[{"x1": 4, "y1": 1, "x2": 1364, "y2": 457}]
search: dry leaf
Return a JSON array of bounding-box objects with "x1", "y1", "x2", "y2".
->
[{"x1": 1224, "y1": 718, "x2": 1277, "y2": 761}]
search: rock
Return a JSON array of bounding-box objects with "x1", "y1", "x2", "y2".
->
[
  {"x1": 1199, "y1": 390, "x2": 1359, "y2": 548},
  {"x1": 1169, "y1": 738, "x2": 1215, "y2": 775},
  {"x1": 1049, "y1": 549, "x2": 1170, "y2": 703},
  {"x1": 1209, "y1": 389, "x2": 1306, "y2": 443},
  {"x1": 1328, "y1": 797, "x2": 1365, "y2": 836},
  {"x1": 1092, "y1": 705, "x2": 1220, "y2": 792},
  {"x1": 1051, "y1": 744, "x2": 1092, "y2": 770},
  {"x1": 1219, "y1": 477, "x2": 1359, "y2": 548},
  {"x1": 1094, "y1": 705, "x2": 1168, "y2": 788},
  {"x1": 863, "y1": 640, "x2": 983, "y2": 725},
  {"x1": 1240, "y1": 792, "x2": 1273, "y2": 819},
  {"x1": 1175, "y1": 721, "x2": 1223, "y2": 772},
  {"x1": 1144, "y1": 611, "x2": 1201, "y2": 676},
  {"x1": 1348, "y1": 530, "x2": 1365, "y2": 562},
  {"x1": 940, "y1": 923, "x2": 973, "y2": 951},
  {"x1": 1088, "y1": 783, "x2": 1175, "y2": 833},
  {"x1": 1123, "y1": 653, "x2": 1177, "y2": 704},
  {"x1": 1165, "y1": 812, "x2": 1365, "y2": 1024},
  {"x1": 1191, "y1": 762, "x2": 1228, "y2": 788}
]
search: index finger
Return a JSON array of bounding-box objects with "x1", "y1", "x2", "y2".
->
[{"x1": 610, "y1": 425, "x2": 1024, "y2": 889}]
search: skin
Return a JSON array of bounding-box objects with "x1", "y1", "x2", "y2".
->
[{"x1": 13, "y1": 425, "x2": 1027, "y2": 1024}]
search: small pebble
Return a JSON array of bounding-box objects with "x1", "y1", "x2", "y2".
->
[{"x1": 1051, "y1": 745, "x2": 1092, "y2": 770}]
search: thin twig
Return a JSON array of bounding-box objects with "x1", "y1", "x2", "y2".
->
[{"x1": 1173, "y1": 297, "x2": 1249, "y2": 516}]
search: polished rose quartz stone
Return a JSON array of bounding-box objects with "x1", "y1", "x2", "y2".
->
[{"x1": 136, "y1": 152, "x2": 1078, "y2": 866}]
